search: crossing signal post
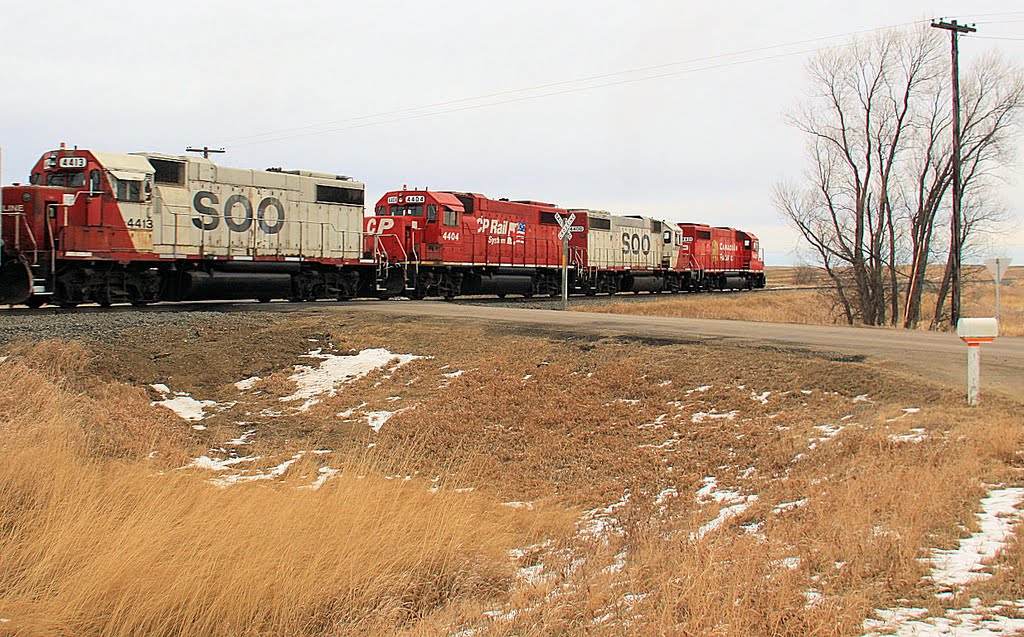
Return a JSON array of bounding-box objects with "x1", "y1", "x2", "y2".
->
[{"x1": 554, "y1": 213, "x2": 583, "y2": 311}]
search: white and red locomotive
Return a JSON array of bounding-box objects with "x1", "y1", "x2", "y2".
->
[
  {"x1": 0, "y1": 147, "x2": 764, "y2": 307},
  {"x1": 367, "y1": 189, "x2": 765, "y2": 299},
  {"x1": 1, "y1": 146, "x2": 368, "y2": 307}
]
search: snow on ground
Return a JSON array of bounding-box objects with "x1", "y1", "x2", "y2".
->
[
  {"x1": 863, "y1": 487, "x2": 1024, "y2": 637},
  {"x1": 366, "y1": 410, "x2": 398, "y2": 432},
  {"x1": 303, "y1": 466, "x2": 339, "y2": 490},
  {"x1": 691, "y1": 410, "x2": 739, "y2": 423},
  {"x1": 890, "y1": 428, "x2": 928, "y2": 444},
  {"x1": 692, "y1": 477, "x2": 758, "y2": 540},
  {"x1": 580, "y1": 491, "x2": 631, "y2": 537},
  {"x1": 925, "y1": 488, "x2": 1024, "y2": 591},
  {"x1": 774, "y1": 499, "x2": 808, "y2": 513},
  {"x1": 188, "y1": 455, "x2": 260, "y2": 471},
  {"x1": 152, "y1": 393, "x2": 218, "y2": 422},
  {"x1": 225, "y1": 429, "x2": 256, "y2": 446},
  {"x1": 234, "y1": 376, "x2": 261, "y2": 391},
  {"x1": 282, "y1": 348, "x2": 425, "y2": 411}
]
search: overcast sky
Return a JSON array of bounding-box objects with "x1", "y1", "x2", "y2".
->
[{"x1": 1, "y1": 1, "x2": 1022, "y2": 265}]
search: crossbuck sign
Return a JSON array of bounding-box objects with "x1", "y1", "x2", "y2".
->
[{"x1": 555, "y1": 213, "x2": 576, "y2": 240}]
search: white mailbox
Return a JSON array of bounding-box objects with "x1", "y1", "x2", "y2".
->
[
  {"x1": 956, "y1": 318, "x2": 998, "y2": 340},
  {"x1": 955, "y1": 317, "x2": 998, "y2": 407}
]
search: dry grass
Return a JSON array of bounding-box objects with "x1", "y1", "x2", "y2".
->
[
  {"x1": 1, "y1": 315, "x2": 1022, "y2": 636},
  {"x1": 574, "y1": 289, "x2": 839, "y2": 325},
  {"x1": 576, "y1": 266, "x2": 1024, "y2": 335},
  {"x1": 0, "y1": 343, "x2": 565, "y2": 636}
]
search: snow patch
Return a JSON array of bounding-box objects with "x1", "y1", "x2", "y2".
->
[
  {"x1": 366, "y1": 410, "x2": 397, "y2": 432},
  {"x1": 282, "y1": 348, "x2": 425, "y2": 410},
  {"x1": 153, "y1": 394, "x2": 217, "y2": 422},
  {"x1": 890, "y1": 428, "x2": 928, "y2": 444},
  {"x1": 691, "y1": 410, "x2": 738, "y2": 423},
  {"x1": 862, "y1": 487, "x2": 1024, "y2": 636},
  {"x1": 925, "y1": 487, "x2": 1024, "y2": 590},
  {"x1": 234, "y1": 376, "x2": 261, "y2": 391}
]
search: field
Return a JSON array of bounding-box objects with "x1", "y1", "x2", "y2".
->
[
  {"x1": 1, "y1": 308, "x2": 1023, "y2": 636},
  {"x1": 578, "y1": 266, "x2": 1024, "y2": 336}
]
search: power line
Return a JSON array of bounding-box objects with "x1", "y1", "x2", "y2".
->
[
  {"x1": 220, "y1": 18, "x2": 930, "y2": 148},
  {"x1": 231, "y1": 45, "x2": 842, "y2": 147}
]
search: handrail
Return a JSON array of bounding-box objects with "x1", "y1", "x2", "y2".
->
[
  {"x1": 1, "y1": 211, "x2": 40, "y2": 257},
  {"x1": 371, "y1": 232, "x2": 409, "y2": 264}
]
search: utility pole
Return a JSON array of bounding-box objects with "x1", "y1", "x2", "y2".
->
[
  {"x1": 931, "y1": 18, "x2": 976, "y2": 328},
  {"x1": 185, "y1": 146, "x2": 226, "y2": 159}
]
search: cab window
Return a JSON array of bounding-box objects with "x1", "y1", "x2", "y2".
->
[
  {"x1": 427, "y1": 204, "x2": 437, "y2": 222},
  {"x1": 115, "y1": 178, "x2": 142, "y2": 202},
  {"x1": 663, "y1": 230, "x2": 672, "y2": 244},
  {"x1": 90, "y1": 170, "x2": 101, "y2": 193},
  {"x1": 375, "y1": 205, "x2": 386, "y2": 215},
  {"x1": 443, "y1": 208, "x2": 458, "y2": 227}
]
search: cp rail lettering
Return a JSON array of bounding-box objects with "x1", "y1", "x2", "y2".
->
[{"x1": 192, "y1": 191, "x2": 286, "y2": 234}]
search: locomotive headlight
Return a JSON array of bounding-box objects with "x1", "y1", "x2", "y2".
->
[{"x1": 22, "y1": 192, "x2": 31, "y2": 202}]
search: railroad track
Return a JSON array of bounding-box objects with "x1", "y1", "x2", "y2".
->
[{"x1": 0, "y1": 285, "x2": 825, "y2": 317}]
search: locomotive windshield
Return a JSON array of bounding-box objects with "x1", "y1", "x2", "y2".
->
[
  {"x1": 45, "y1": 172, "x2": 86, "y2": 188},
  {"x1": 389, "y1": 205, "x2": 424, "y2": 216}
]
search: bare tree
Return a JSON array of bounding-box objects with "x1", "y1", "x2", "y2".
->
[{"x1": 777, "y1": 29, "x2": 1023, "y2": 329}]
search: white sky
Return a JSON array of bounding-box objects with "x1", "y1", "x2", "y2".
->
[{"x1": 1, "y1": 1, "x2": 1022, "y2": 265}]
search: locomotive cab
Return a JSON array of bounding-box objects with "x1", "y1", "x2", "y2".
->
[{"x1": 365, "y1": 190, "x2": 465, "y2": 264}]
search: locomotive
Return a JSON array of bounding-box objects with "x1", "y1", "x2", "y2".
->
[
  {"x1": 0, "y1": 146, "x2": 764, "y2": 307},
  {"x1": 0, "y1": 145, "x2": 367, "y2": 307},
  {"x1": 368, "y1": 190, "x2": 765, "y2": 299}
]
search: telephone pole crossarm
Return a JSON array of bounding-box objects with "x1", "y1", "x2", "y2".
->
[{"x1": 185, "y1": 146, "x2": 226, "y2": 160}]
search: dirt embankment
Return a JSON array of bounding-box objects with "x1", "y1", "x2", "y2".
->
[{"x1": 0, "y1": 308, "x2": 1021, "y2": 636}]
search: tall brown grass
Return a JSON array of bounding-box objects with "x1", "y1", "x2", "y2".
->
[{"x1": 0, "y1": 343, "x2": 561, "y2": 636}]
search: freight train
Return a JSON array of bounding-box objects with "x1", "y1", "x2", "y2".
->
[{"x1": 0, "y1": 146, "x2": 764, "y2": 307}]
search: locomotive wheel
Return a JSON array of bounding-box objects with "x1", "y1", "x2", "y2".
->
[
  {"x1": 98, "y1": 299, "x2": 112, "y2": 308},
  {"x1": 496, "y1": 293, "x2": 507, "y2": 299},
  {"x1": 58, "y1": 301, "x2": 79, "y2": 308},
  {"x1": 24, "y1": 296, "x2": 46, "y2": 309},
  {"x1": 257, "y1": 297, "x2": 272, "y2": 303},
  {"x1": 130, "y1": 300, "x2": 150, "y2": 307}
]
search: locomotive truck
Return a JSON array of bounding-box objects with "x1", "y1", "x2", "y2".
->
[{"x1": 0, "y1": 146, "x2": 764, "y2": 307}]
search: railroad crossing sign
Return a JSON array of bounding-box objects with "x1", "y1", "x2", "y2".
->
[{"x1": 555, "y1": 213, "x2": 577, "y2": 241}]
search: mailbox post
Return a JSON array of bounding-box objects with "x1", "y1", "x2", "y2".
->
[{"x1": 956, "y1": 318, "x2": 998, "y2": 406}]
